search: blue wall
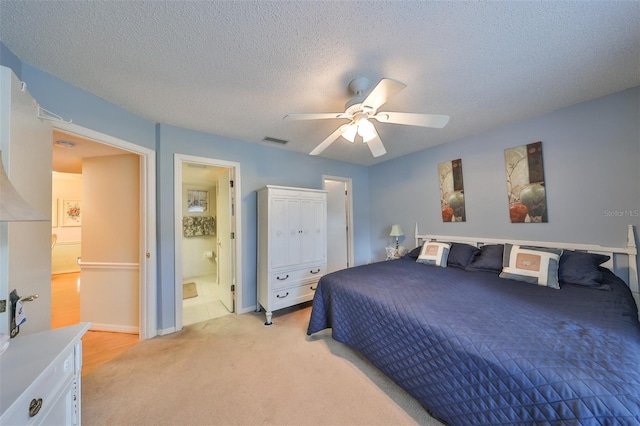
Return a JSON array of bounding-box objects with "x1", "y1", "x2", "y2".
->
[
  {"x1": 0, "y1": 43, "x2": 21, "y2": 79},
  {"x1": 369, "y1": 87, "x2": 640, "y2": 267}
]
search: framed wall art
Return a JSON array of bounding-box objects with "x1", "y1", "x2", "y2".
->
[
  {"x1": 61, "y1": 199, "x2": 82, "y2": 226},
  {"x1": 504, "y1": 141, "x2": 548, "y2": 223},
  {"x1": 438, "y1": 158, "x2": 465, "y2": 222},
  {"x1": 183, "y1": 216, "x2": 215, "y2": 237},
  {"x1": 187, "y1": 189, "x2": 209, "y2": 213}
]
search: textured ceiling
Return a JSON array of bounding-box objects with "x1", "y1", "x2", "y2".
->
[{"x1": 1, "y1": 1, "x2": 638, "y2": 166}]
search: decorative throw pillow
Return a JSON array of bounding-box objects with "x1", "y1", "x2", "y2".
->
[
  {"x1": 559, "y1": 250, "x2": 610, "y2": 287},
  {"x1": 465, "y1": 244, "x2": 504, "y2": 273},
  {"x1": 405, "y1": 246, "x2": 423, "y2": 259},
  {"x1": 499, "y1": 244, "x2": 563, "y2": 289},
  {"x1": 416, "y1": 241, "x2": 451, "y2": 267},
  {"x1": 447, "y1": 243, "x2": 480, "y2": 269}
]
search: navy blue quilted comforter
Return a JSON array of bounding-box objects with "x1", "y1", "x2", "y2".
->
[{"x1": 307, "y1": 258, "x2": 640, "y2": 425}]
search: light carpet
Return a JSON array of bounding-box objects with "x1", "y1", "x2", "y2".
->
[{"x1": 82, "y1": 304, "x2": 444, "y2": 426}]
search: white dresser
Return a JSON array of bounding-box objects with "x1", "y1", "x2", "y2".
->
[
  {"x1": 257, "y1": 185, "x2": 327, "y2": 325},
  {"x1": 0, "y1": 323, "x2": 90, "y2": 425}
]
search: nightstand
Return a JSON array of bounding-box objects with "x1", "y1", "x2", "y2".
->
[{"x1": 385, "y1": 246, "x2": 407, "y2": 260}]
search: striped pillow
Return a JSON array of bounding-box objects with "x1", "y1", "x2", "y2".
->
[
  {"x1": 499, "y1": 244, "x2": 563, "y2": 289},
  {"x1": 416, "y1": 242, "x2": 451, "y2": 267}
]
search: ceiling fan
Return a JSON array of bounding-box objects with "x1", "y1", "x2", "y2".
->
[{"x1": 284, "y1": 77, "x2": 450, "y2": 158}]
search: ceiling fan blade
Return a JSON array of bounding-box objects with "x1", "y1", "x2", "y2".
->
[
  {"x1": 365, "y1": 126, "x2": 387, "y2": 158},
  {"x1": 283, "y1": 113, "x2": 349, "y2": 121},
  {"x1": 309, "y1": 124, "x2": 350, "y2": 156},
  {"x1": 372, "y1": 112, "x2": 450, "y2": 128},
  {"x1": 362, "y1": 78, "x2": 407, "y2": 112}
]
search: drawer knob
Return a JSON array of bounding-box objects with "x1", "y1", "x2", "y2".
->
[
  {"x1": 29, "y1": 398, "x2": 43, "y2": 417},
  {"x1": 310, "y1": 269, "x2": 320, "y2": 274},
  {"x1": 276, "y1": 275, "x2": 289, "y2": 281},
  {"x1": 276, "y1": 292, "x2": 289, "y2": 299},
  {"x1": 310, "y1": 285, "x2": 317, "y2": 291}
]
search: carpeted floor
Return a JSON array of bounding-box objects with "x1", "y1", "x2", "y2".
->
[{"x1": 82, "y1": 304, "x2": 444, "y2": 426}]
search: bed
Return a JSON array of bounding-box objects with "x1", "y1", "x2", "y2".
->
[{"x1": 307, "y1": 225, "x2": 640, "y2": 424}]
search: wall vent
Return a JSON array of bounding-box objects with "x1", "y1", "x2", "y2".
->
[{"x1": 262, "y1": 136, "x2": 288, "y2": 145}]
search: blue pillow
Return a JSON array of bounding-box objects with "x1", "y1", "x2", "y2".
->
[
  {"x1": 559, "y1": 251, "x2": 610, "y2": 287},
  {"x1": 447, "y1": 243, "x2": 480, "y2": 269},
  {"x1": 465, "y1": 244, "x2": 504, "y2": 273},
  {"x1": 405, "y1": 246, "x2": 422, "y2": 259}
]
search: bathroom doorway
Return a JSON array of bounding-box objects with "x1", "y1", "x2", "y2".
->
[{"x1": 174, "y1": 154, "x2": 241, "y2": 329}]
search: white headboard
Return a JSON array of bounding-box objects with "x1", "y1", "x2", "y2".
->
[{"x1": 414, "y1": 224, "x2": 639, "y2": 317}]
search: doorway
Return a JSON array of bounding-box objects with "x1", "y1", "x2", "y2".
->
[
  {"x1": 323, "y1": 176, "x2": 354, "y2": 273},
  {"x1": 174, "y1": 154, "x2": 241, "y2": 330},
  {"x1": 51, "y1": 122, "x2": 157, "y2": 340}
]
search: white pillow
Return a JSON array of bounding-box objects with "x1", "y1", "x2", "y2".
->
[
  {"x1": 416, "y1": 241, "x2": 451, "y2": 267},
  {"x1": 499, "y1": 244, "x2": 562, "y2": 289}
]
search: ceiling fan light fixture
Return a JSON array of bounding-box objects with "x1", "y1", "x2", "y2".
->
[
  {"x1": 342, "y1": 123, "x2": 357, "y2": 143},
  {"x1": 54, "y1": 140, "x2": 76, "y2": 149},
  {"x1": 357, "y1": 118, "x2": 376, "y2": 142}
]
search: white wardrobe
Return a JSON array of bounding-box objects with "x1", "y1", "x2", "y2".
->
[{"x1": 257, "y1": 185, "x2": 327, "y2": 324}]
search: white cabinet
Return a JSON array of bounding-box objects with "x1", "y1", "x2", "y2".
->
[
  {"x1": 257, "y1": 186, "x2": 327, "y2": 325},
  {"x1": 0, "y1": 323, "x2": 90, "y2": 425}
]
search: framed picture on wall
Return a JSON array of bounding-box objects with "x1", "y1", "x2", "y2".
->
[
  {"x1": 187, "y1": 189, "x2": 209, "y2": 213},
  {"x1": 504, "y1": 141, "x2": 548, "y2": 223},
  {"x1": 438, "y1": 158, "x2": 466, "y2": 222},
  {"x1": 61, "y1": 200, "x2": 82, "y2": 226}
]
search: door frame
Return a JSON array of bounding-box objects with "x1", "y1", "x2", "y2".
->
[
  {"x1": 174, "y1": 154, "x2": 242, "y2": 331},
  {"x1": 322, "y1": 175, "x2": 354, "y2": 269},
  {"x1": 52, "y1": 121, "x2": 157, "y2": 340}
]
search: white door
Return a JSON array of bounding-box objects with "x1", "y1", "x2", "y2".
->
[
  {"x1": 300, "y1": 196, "x2": 326, "y2": 264},
  {"x1": 216, "y1": 168, "x2": 234, "y2": 312},
  {"x1": 325, "y1": 179, "x2": 349, "y2": 273},
  {"x1": 284, "y1": 197, "x2": 301, "y2": 267},
  {"x1": 80, "y1": 155, "x2": 140, "y2": 332}
]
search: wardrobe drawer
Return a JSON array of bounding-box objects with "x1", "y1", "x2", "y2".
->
[
  {"x1": 271, "y1": 282, "x2": 318, "y2": 310},
  {"x1": 270, "y1": 265, "x2": 324, "y2": 289}
]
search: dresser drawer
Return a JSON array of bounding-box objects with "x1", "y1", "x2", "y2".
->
[
  {"x1": 2, "y1": 348, "x2": 75, "y2": 425},
  {"x1": 271, "y1": 282, "x2": 318, "y2": 310},
  {"x1": 270, "y1": 265, "x2": 324, "y2": 289}
]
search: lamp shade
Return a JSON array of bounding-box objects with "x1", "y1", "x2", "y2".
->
[
  {"x1": 357, "y1": 118, "x2": 376, "y2": 142},
  {"x1": 342, "y1": 123, "x2": 357, "y2": 143},
  {"x1": 0, "y1": 151, "x2": 48, "y2": 222},
  {"x1": 389, "y1": 224, "x2": 404, "y2": 237}
]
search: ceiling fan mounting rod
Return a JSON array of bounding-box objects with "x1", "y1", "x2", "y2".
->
[{"x1": 348, "y1": 77, "x2": 370, "y2": 96}]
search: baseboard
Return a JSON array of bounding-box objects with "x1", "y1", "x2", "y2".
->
[
  {"x1": 89, "y1": 323, "x2": 139, "y2": 334},
  {"x1": 238, "y1": 306, "x2": 258, "y2": 315},
  {"x1": 157, "y1": 326, "x2": 177, "y2": 336}
]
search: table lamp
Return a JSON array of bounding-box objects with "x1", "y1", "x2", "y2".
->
[{"x1": 390, "y1": 224, "x2": 404, "y2": 250}]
